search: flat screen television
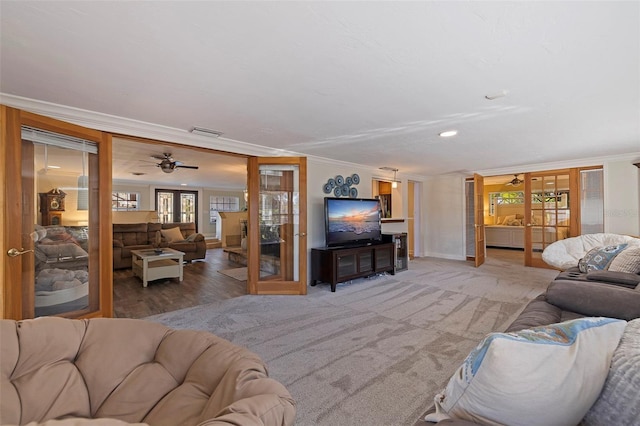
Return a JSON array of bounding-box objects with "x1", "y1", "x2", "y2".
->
[{"x1": 324, "y1": 197, "x2": 382, "y2": 247}]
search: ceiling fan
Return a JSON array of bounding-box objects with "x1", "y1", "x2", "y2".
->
[
  {"x1": 506, "y1": 174, "x2": 524, "y2": 187},
  {"x1": 151, "y1": 153, "x2": 199, "y2": 174}
]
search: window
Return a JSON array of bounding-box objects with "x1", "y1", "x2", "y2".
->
[
  {"x1": 210, "y1": 196, "x2": 239, "y2": 213},
  {"x1": 488, "y1": 191, "x2": 524, "y2": 216},
  {"x1": 112, "y1": 192, "x2": 140, "y2": 211}
]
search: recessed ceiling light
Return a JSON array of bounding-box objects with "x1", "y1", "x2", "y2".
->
[
  {"x1": 180, "y1": 183, "x2": 187, "y2": 186},
  {"x1": 439, "y1": 130, "x2": 458, "y2": 137},
  {"x1": 47, "y1": 165, "x2": 61, "y2": 169}
]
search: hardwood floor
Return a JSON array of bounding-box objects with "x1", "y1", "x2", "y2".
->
[{"x1": 113, "y1": 248, "x2": 247, "y2": 318}]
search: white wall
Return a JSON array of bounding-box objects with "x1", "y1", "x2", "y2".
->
[{"x1": 423, "y1": 173, "x2": 467, "y2": 260}]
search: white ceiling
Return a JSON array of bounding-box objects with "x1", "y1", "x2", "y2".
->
[{"x1": 1, "y1": 1, "x2": 639, "y2": 186}]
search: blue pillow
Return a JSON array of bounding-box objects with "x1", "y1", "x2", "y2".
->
[{"x1": 578, "y1": 244, "x2": 628, "y2": 273}]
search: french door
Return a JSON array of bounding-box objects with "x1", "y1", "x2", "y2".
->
[
  {"x1": 1, "y1": 106, "x2": 113, "y2": 319},
  {"x1": 246, "y1": 157, "x2": 307, "y2": 295},
  {"x1": 524, "y1": 169, "x2": 578, "y2": 268},
  {"x1": 156, "y1": 189, "x2": 198, "y2": 226}
]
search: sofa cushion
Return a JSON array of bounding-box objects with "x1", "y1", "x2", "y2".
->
[
  {"x1": 608, "y1": 247, "x2": 640, "y2": 274},
  {"x1": 586, "y1": 270, "x2": 640, "y2": 288},
  {"x1": 546, "y1": 280, "x2": 640, "y2": 320},
  {"x1": 425, "y1": 317, "x2": 626, "y2": 426},
  {"x1": 161, "y1": 227, "x2": 184, "y2": 243},
  {"x1": 581, "y1": 318, "x2": 640, "y2": 426},
  {"x1": 578, "y1": 244, "x2": 628, "y2": 273}
]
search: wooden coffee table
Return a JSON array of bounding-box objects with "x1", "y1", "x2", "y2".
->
[{"x1": 131, "y1": 248, "x2": 185, "y2": 288}]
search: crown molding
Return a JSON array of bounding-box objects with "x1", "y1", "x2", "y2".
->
[
  {"x1": 1, "y1": 93, "x2": 430, "y2": 181},
  {"x1": 0, "y1": 93, "x2": 292, "y2": 157},
  {"x1": 475, "y1": 152, "x2": 640, "y2": 177}
]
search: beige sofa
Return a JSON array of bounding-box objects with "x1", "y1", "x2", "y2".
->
[
  {"x1": 0, "y1": 317, "x2": 296, "y2": 426},
  {"x1": 113, "y1": 222, "x2": 206, "y2": 269}
]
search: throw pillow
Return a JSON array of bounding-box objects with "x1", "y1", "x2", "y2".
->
[
  {"x1": 424, "y1": 317, "x2": 627, "y2": 426},
  {"x1": 581, "y1": 318, "x2": 640, "y2": 426},
  {"x1": 186, "y1": 233, "x2": 199, "y2": 242},
  {"x1": 161, "y1": 227, "x2": 184, "y2": 243},
  {"x1": 502, "y1": 215, "x2": 516, "y2": 225},
  {"x1": 607, "y1": 247, "x2": 640, "y2": 274},
  {"x1": 578, "y1": 244, "x2": 628, "y2": 273}
]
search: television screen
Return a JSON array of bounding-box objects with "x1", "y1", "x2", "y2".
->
[{"x1": 324, "y1": 197, "x2": 382, "y2": 247}]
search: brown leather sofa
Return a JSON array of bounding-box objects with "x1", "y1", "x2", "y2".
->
[
  {"x1": 0, "y1": 317, "x2": 296, "y2": 426},
  {"x1": 113, "y1": 222, "x2": 206, "y2": 269}
]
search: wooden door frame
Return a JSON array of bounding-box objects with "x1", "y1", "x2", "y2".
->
[
  {"x1": 473, "y1": 174, "x2": 486, "y2": 267},
  {"x1": 247, "y1": 157, "x2": 307, "y2": 295},
  {"x1": 1, "y1": 106, "x2": 113, "y2": 319},
  {"x1": 524, "y1": 168, "x2": 579, "y2": 268}
]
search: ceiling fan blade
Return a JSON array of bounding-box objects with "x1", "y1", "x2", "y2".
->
[{"x1": 176, "y1": 165, "x2": 199, "y2": 170}]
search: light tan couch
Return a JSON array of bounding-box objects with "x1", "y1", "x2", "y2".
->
[{"x1": 0, "y1": 317, "x2": 296, "y2": 426}]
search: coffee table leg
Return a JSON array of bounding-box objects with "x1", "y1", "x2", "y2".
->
[{"x1": 143, "y1": 258, "x2": 148, "y2": 288}]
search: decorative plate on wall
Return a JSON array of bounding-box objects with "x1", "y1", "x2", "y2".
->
[{"x1": 324, "y1": 173, "x2": 361, "y2": 197}]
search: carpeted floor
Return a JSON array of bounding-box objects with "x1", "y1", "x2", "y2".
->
[{"x1": 146, "y1": 254, "x2": 558, "y2": 426}]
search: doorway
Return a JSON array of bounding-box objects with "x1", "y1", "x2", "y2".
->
[
  {"x1": 467, "y1": 167, "x2": 604, "y2": 267},
  {"x1": 156, "y1": 189, "x2": 198, "y2": 227}
]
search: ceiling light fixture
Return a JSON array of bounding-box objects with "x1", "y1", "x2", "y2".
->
[
  {"x1": 380, "y1": 167, "x2": 399, "y2": 188},
  {"x1": 190, "y1": 127, "x2": 223, "y2": 138},
  {"x1": 439, "y1": 130, "x2": 458, "y2": 137},
  {"x1": 485, "y1": 90, "x2": 508, "y2": 100}
]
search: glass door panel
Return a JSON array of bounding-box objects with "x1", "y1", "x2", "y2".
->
[
  {"x1": 181, "y1": 193, "x2": 196, "y2": 223},
  {"x1": 258, "y1": 167, "x2": 297, "y2": 281},
  {"x1": 526, "y1": 170, "x2": 575, "y2": 268},
  {"x1": 18, "y1": 125, "x2": 100, "y2": 318},
  {"x1": 157, "y1": 192, "x2": 174, "y2": 223}
]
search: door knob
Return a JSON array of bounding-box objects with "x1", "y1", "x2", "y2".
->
[
  {"x1": 295, "y1": 233, "x2": 307, "y2": 237},
  {"x1": 7, "y1": 248, "x2": 34, "y2": 257}
]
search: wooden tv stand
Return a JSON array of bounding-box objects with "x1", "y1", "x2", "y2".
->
[{"x1": 310, "y1": 242, "x2": 395, "y2": 292}]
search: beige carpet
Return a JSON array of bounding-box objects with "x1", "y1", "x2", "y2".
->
[{"x1": 148, "y1": 255, "x2": 559, "y2": 425}]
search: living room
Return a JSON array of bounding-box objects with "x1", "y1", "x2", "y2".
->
[{"x1": 2, "y1": 2, "x2": 640, "y2": 425}]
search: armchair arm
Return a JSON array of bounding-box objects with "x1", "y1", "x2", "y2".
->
[{"x1": 186, "y1": 233, "x2": 204, "y2": 243}]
